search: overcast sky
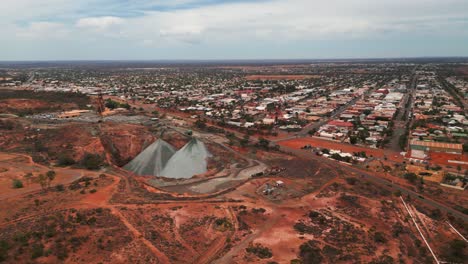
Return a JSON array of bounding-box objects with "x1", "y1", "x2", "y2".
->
[{"x1": 1, "y1": 0, "x2": 468, "y2": 60}]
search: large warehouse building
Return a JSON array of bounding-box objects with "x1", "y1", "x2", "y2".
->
[{"x1": 410, "y1": 140, "x2": 463, "y2": 155}]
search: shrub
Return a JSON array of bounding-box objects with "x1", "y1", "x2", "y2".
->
[
  {"x1": 392, "y1": 222, "x2": 404, "y2": 237},
  {"x1": 299, "y1": 241, "x2": 323, "y2": 264},
  {"x1": 57, "y1": 154, "x2": 75, "y2": 166},
  {"x1": 55, "y1": 184, "x2": 65, "y2": 192},
  {"x1": 251, "y1": 208, "x2": 266, "y2": 214},
  {"x1": 369, "y1": 255, "x2": 394, "y2": 264},
  {"x1": 0, "y1": 240, "x2": 10, "y2": 262},
  {"x1": 12, "y1": 179, "x2": 24, "y2": 189},
  {"x1": 31, "y1": 243, "x2": 44, "y2": 259},
  {"x1": 294, "y1": 222, "x2": 314, "y2": 234},
  {"x1": 442, "y1": 239, "x2": 466, "y2": 263},
  {"x1": 373, "y1": 232, "x2": 387, "y2": 243},
  {"x1": 345, "y1": 177, "x2": 358, "y2": 185},
  {"x1": 214, "y1": 218, "x2": 232, "y2": 231},
  {"x1": 55, "y1": 242, "x2": 68, "y2": 260},
  {"x1": 246, "y1": 243, "x2": 273, "y2": 259},
  {"x1": 340, "y1": 194, "x2": 359, "y2": 204},
  {"x1": 403, "y1": 173, "x2": 418, "y2": 183},
  {"x1": 308, "y1": 211, "x2": 320, "y2": 219},
  {"x1": 69, "y1": 182, "x2": 82, "y2": 190},
  {"x1": 90, "y1": 189, "x2": 97, "y2": 193},
  {"x1": 80, "y1": 153, "x2": 103, "y2": 170}
]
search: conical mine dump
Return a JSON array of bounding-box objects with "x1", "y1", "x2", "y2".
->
[
  {"x1": 124, "y1": 139, "x2": 176, "y2": 176},
  {"x1": 161, "y1": 138, "x2": 211, "y2": 179}
]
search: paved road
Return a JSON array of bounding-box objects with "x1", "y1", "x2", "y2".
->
[
  {"x1": 438, "y1": 75, "x2": 468, "y2": 115},
  {"x1": 276, "y1": 144, "x2": 468, "y2": 222},
  {"x1": 388, "y1": 68, "x2": 417, "y2": 152}
]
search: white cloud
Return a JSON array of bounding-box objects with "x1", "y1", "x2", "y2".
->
[
  {"x1": 16, "y1": 22, "x2": 69, "y2": 39},
  {"x1": 1, "y1": 0, "x2": 468, "y2": 59},
  {"x1": 76, "y1": 16, "x2": 125, "y2": 31},
  {"x1": 116, "y1": 0, "x2": 468, "y2": 44}
]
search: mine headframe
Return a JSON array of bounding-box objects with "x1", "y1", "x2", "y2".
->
[{"x1": 96, "y1": 89, "x2": 105, "y2": 118}]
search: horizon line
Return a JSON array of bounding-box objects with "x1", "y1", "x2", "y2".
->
[{"x1": 1, "y1": 56, "x2": 468, "y2": 63}]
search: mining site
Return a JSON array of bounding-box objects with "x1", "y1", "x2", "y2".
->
[{"x1": 0, "y1": 60, "x2": 467, "y2": 264}]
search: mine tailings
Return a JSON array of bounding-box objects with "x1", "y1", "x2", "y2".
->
[{"x1": 125, "y1": 138, "x2": 211, "y2": 179}]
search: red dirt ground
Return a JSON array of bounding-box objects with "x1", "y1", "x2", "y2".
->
[
  {"x1": 428, "y1": 152, "x2": 468, "y2": 170},
  {"x1": 278, "y1": 137, "x2": 405, "y2": 163},
  {"x1": 0, "y1": 98, "x2": 76, "y2": 113}
]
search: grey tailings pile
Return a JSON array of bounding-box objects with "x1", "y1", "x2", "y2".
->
[
  {"x1": 124, "y1": 139, "x2": 176, "y2": 176},
  {"x1": 124, "y1": 138, "x2": 211, "y2": 179}
]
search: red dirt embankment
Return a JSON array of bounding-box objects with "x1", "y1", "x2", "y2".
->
[
  {"x1": 2, "y1": 122, "x2": 157, "y2": 166},
  {"x1": 0, "y1": 99, "x2": 76, "y2": 113}
]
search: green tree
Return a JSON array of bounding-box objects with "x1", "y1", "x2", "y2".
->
[
  {"x1": 404, "y1": 173, "x2": 418, "y2": 184},
  {"x1": 57, "y1": 154, "x2": 75, "y2": 166},
  {"x1": 46, "y1": 170, "x2": 56, "y2": 188},
  {"x1": 104, "y1": 99, "x2": 119, "y2": 109},
  {"x1": 258, "y1": 138, "x2": 270, "y2": 149},
  {"x1": 37, "y1": 174, "x2": 48, "y2": 191},
  {"x1": 195, "y1": 119, "x2": 207, "y2": 129},
  {"x1": 81, "y1": 153, "x2": 103, "y2": 170},
  {"x1": 442, "y1": 239, "x2": 466, "y2": 263},
  {"x1": 12, "y1": 179, "x2": 24, "y2": 189}
]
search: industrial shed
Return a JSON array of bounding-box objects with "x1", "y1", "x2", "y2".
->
[{"x1": 410, "y1": 140, "x2": 463, "y2": 155}]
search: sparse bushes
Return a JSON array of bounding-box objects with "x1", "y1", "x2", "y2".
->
[
  {"x1": 340, "y1": 194, "x2": 359, "y2": 204},
  {"x1": 251, "y1": 208, "x2": 266, "y2": 214},
  {"x1": 80, "y1": 153, "x2": 103, "y2": 170},
  {"x1": 214, "y1": 217, "x2": 233, "y2": 231},
  {"x1": 46, "y1": 170, "x2": 56, "y2": 188},
  {"x1": 345, "y1": 177, "x2": 358, "y2": 185},
  {"x1": 294, "y1": 222, "x2": 315, "y2": 234},
  {"x1": 57, "y1": 154, "x2": 75, "y2": 166},
  {"x1": 69, "y1": 182, "x2": 82, "y2": 190},
  {"x1": 392, "y1": 222, "x2": 404, "y2": 237},
  {"x1": 0, "y1": 240, "x2": 10, "y2": 262},
  {"x1": 37, "y1": 174, "x2": 48, "y2": 190},
  {"x1": 257, "y1": 137, "x2": 270, "y2": 149},
  {"x1": 369, "y1": 255, "x2": 394, "y2": 264},
  {"x1": 54, "y1": 242, "x2": 68, "y2": 260},
  {"x1": 373, "y1": 232, "x2": 387, "y2": 243},
  {"x1": 31, "y1": 243, "x2": 44, "y2": 259},
  {"x1": 246, "y1": 243, "x2": 273, "y2": 259},
  {"x1": 105, "y1": 99, "x2": 130, "y2": 110},
  {"x1": 308, "y1": 211, "x2": 320, "y2": 219},
  {"x1": 442, "y1": 239, "x2": 466, "y2": 263},
  {"x1": 429, "y1": 209, "x2": 442, "y2": 220},
  {"x1": 195, "y1": 119, "x2": 207, "y2": 129},
  {"x1": 299, "y1": 241, "x2": 323, "y2": 264},
  {"x1": 404, "y1": 172, "x2": 418, "y2": 183},
  {"x1": 55, "y1": 184, "x2": 65, "y2": 192}
]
